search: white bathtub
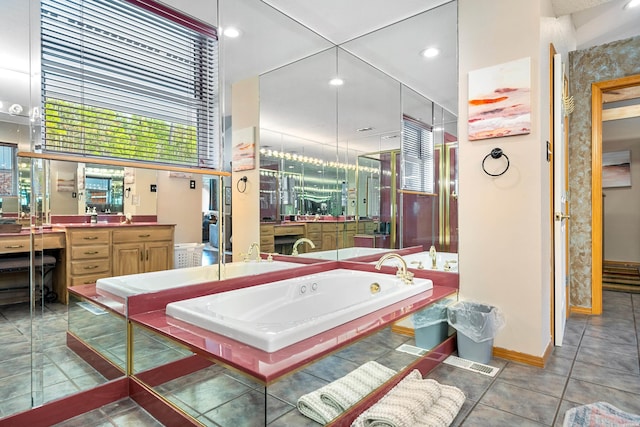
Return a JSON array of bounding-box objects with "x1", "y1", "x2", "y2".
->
[
  {"x1": 299, "y1": 247, "x2": 391, "y2": 260},
  {"x1": 166, "y1": 268, "x2": 433, "y2": 352},
  {"x1": 96, "y1": 261, "x2": 301, "y2": 299}
]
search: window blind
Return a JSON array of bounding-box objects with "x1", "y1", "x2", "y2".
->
[
  {"x1": 41, "y1": 0, "x2": 220, "y2": 169},
  {"x1": 401, "y1": 116, "x2": 434, "y2": 193}
]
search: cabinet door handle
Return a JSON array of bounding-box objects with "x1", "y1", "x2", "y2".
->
[
  {"x1": 83, "y1": 236, "x2": 99, "y2": 240},
  {"x1": 138, "y1": 234, "x2": 151, "y2": 238},
  {"x1": 5, "y1": 244, "x2": 24, "y2": 249},
  {"x1": 84, "y1": 251, "x2": 99, "y2": 255},
  {"x1": 146, "y1": 249, "x2": 149, "y2": 261},
  {"x1": 140, "y1": 251, "x2": 143, "y2": 261},
  {"x1": 84, "y1": 265, "x2": 99, "y2": 270}
]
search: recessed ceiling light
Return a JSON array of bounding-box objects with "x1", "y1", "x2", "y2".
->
[
  {"x1": 223, "y1": 27, "x2": 241, "y2": 38},
  {"x1": 420, "y1": 47, "x2": 440, "y2": 58},
  {"x1": 329, "y1": 78, "x2": 344, "y2": 86},
  {"x1": 625, "y1": 0, "x2": 640, "y2": 8}
]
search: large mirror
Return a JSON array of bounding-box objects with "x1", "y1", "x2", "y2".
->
[{"x1": 257, "y1": 2, "x2": 458, "y2": 262}]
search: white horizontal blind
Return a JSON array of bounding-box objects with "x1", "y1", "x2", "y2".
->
[
  {"x1": 41, "y1": 0, "x2": 220, "y2": 168},
  {"x1": 401, "y1": 116, "x2": 434, "y2": 193}
]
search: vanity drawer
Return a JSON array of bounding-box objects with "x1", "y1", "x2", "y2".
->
[
  {"x1": 71, "y1": 245, "x2": 110, "y2": 260},
  {"x1": 260, "y1": 224, "x2": 275, "y2": 236},
  {"x1": 70, "y1": 259, "x2": 110, "y2": 276},
  {"x1": 307, "y1": 232, "x2": 321, "y2": 242},
  {"x1": 260, "y1": 236, "x2": 274, "y2": 246},
  {"x1": 345, "y1": 222, "x2": 357, "y2": 232},
  {"x1": 69, "y1": 273, "x2": 111, "y2": 287},
  {"x1": 306, "y1": 223, "x2": 321, "y2": 233},
  {"x1": 274, "y1": 225, "x2": 305, "y2": 236},
  {"x1": 112, "y1": 227, "x2": 173, "y2": 243},
  {"x1": 69, "y1": 229, "x2": 111, "y2": 246},
  {"x1": 0, "y1": 236, "x2": 30, "y2": 254}
]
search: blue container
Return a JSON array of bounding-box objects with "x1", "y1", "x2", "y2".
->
[{"x1": 456, "y1": 333, "x2": 493, "y2": 364}]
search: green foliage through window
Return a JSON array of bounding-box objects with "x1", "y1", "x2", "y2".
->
[{"x1": 44, "y1": 99, "x2": 198, "y2": 165}]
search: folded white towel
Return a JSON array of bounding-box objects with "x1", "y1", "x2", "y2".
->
[
  {"x1": 320, "y1": 361, "x2": 397, "y2": 412},
  {"x1": 297, "y1": 389, "x2": 342, "y2": 425},
  {"x1": 297, "y1": 361, "x2": 396, "y2": 425},
  {"x1": 351, "y1": 370, "x2": 466, "y2": 427}
]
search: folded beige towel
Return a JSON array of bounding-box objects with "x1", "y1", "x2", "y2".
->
[
  {"x1": 351, "y1": 370, "x2": 466, "y2": 427},
  {"x1": 297, "y1": 361, "x2": 396, "y2": 425},
  {"x1": 320, "y1": 361, "x2": 397, "y2": 412}
]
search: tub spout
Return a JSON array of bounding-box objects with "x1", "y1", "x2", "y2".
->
[
  {"x1": 245, "y1": 242, "x2": 261, "y2": 262},
  {"x1": 374, "y1": 253, "x2": 414, "y2": 284},
  {"x1": 429, "y1": 245, "x2": 437, "y2": 269},
  {"x1": 291, "y1": 238, "x2": 315, "y2": 256}
]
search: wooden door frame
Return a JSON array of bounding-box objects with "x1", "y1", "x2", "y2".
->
[{"x1": 591, "y1": 74, "x2": 640, "y2": 315}]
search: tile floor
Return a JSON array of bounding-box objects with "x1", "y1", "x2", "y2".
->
[{"x1": 1, "y1": 290, "x2": 638, "y2": 426}]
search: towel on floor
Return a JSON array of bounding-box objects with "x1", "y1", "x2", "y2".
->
[
  {"x1": 351, "y1": 369, "x2": 466, "y2": 427},
  {"x1": 563, "y1": 402, "x2": 640, "y2": 427},
  {"x1": 297, "y1": 361, "x2": 396, "y2": 425},
  {"x1": 320, "y1": 361, "x2": 398, "y2": 412}
]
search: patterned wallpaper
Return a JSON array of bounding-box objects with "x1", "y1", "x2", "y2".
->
[{"x1": 568, "y1": 36, "x2": 640, "y2": 308}]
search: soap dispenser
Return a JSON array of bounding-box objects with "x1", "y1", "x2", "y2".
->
[{"x1": 91, "y1": 207, "x2": 98, "y2": 224}]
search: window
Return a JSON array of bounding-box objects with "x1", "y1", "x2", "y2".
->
[
  {"x1": 401, "y1": 116, "x2": 434, "y2": 193},
  {"x1": 41, "y1": 0, "x2": 219, "y2": 169}
]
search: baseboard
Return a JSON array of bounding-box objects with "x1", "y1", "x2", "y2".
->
[
  {"x1": 390, "y1": 323, "x2": 414, "y2": 337},
  {"x1": 492, "y1": 343, "x2": 552, "y2": 368},
  {"x1": 570, "y1": 305, "x2": 592, "y2": 315}
]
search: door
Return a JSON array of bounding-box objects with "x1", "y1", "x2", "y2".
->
[
  {"x1": 553, "y1": 53, "x2": 570, "y2": 346},
  {"x1": 146, "y1": 241, "x2": 173, "y2": 272},
  {"x1": 113, "y1": 242, "x2": 144, "y2": 276}
]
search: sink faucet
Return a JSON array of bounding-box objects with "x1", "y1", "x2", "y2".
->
[
  {"x1": 291, "y1": 238, "x2": 315, "y2": 256},
  {"x1": 245, "y1": 242, "x2": 261, "y2": 262},
  {"x1": 429, "y1": 245, "x2": 437, "y2": 269},
  {"x1": 375, "y1": 253, "x2": 414, "y2": 284}
]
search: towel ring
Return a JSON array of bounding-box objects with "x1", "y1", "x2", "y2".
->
[{"x1": 482, "y1": 148, "x2": 509, "y2": 177}]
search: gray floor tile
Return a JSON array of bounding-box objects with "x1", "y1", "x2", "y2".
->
[
  {"x1": 498, "y1": 362, "x2": 568, "y2": 397},
  {"x1": 171, "y1": 373, "x2": 252, "y2": 414},
  {"x1": 570, "y1": 360, "x2": 640, "y2": 394},
  {"x1": 460, "y1": 403, "x2": 548, "y2": 426},
  {"x1": 553, "y1": 400, "x2": 582, "y2": 427},
  {"x1": 479, "y1": 380, "x2": 560, "y2": 425},
  {"x1": 563, "y1": 378, "x2": 640, "y2": 415},
  {"x1": 575, "y1": 345, "x2": 640, "y2": 374}
]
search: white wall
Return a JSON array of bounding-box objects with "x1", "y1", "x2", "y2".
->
[
  {"x1": 458, "y1": 0, "x2": 557, "y2": 357},
  {"x1": 603, "y1": 140, "x2": 640, "y2": 263},
  {"x1": 230, "y1": 77, "x2": 260, "y2": 260},
  {"x1": 157, "y1": 171, "x2": 202, "y2": 244}
]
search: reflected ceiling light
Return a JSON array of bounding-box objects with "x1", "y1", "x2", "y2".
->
[
  {"x1": 329, "y1": 77, "x2": 344, "y2": 86},
  {"x1": 625, "y1": 0, "x2": 640, "y2": 8},
  {"x1": 357, "y1": 127, "x2": 373, "y2": 132},
  {"x1": 8, "y1": 104, "x2": 23, "y2": 115},
  {"x1": 420, "y1": 47, "x2": 440, "y2": 58},
  {"x1": 223, "y1": 27, "x2": 241, "y2": 38}
]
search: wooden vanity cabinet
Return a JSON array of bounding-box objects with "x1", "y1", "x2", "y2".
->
[
  {"x1": 112, "y1": 226, "x2": 174, "y2": 276},
  {"x1": 65, "y1": 229, "x2": 112, "y2": 300},
  {"x1": 305, "y1": 223, "x2": 322, "y2": 251},
  {"x1": 259, "y1": 224, "x2": 275, "y2": 254}
]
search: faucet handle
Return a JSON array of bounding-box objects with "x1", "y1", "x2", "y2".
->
[
  {"x1": 240, "y1": 252, "x2": 250, "y2": 262},
  {"x1": 267, "y1": 253, "x2": 278, "y2": 262},
  {"x1": 404, "y1": 270, "x2": 415, "y2": 284},
  {"x1": 410, "y1": 260, "x2": 424, "y2": 270}
]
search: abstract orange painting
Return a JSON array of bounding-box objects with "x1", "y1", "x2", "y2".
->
[{"x1": 468, "y1": 57, "x2": 531, "y2": 141}]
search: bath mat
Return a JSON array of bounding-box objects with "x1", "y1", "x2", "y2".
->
[
  {"x1": 563, "y1": 402, "x2": 640, "y2": 427},
  {"x1": 351, "y1": 369, "x2": 465, "y2": 427},
  {"x1": 297, "y1": 361, "x2": 396, "y2": 425}
]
